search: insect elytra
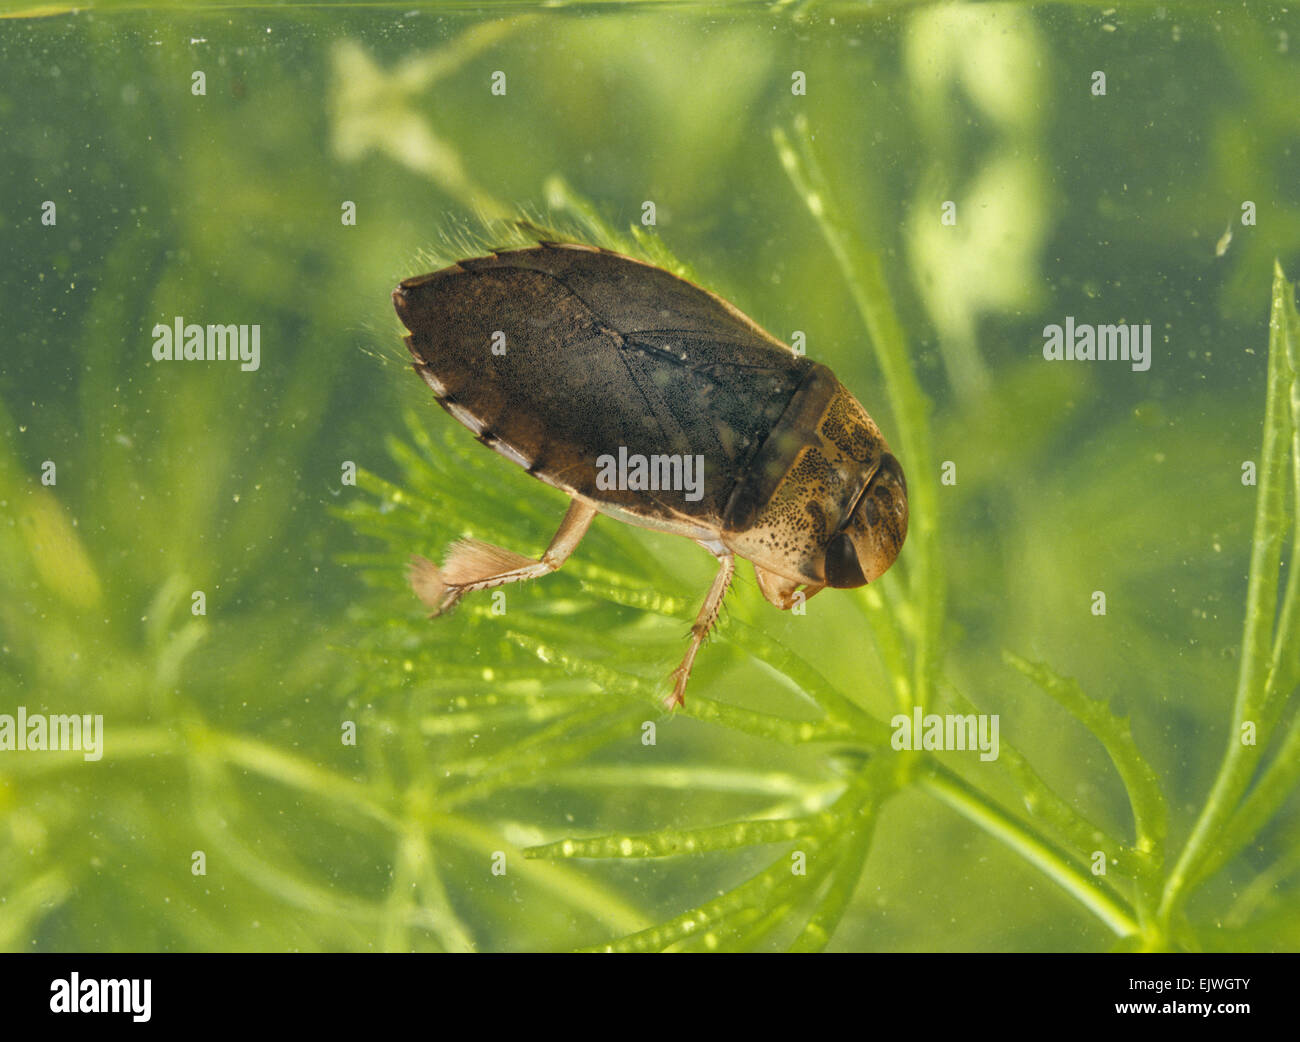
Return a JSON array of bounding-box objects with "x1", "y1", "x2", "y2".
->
[{"x1": 393, "y1": 241, "x2": 907, "y2": 707}]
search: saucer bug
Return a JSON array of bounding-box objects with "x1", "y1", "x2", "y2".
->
[{"x1": 392, "y1": 242, "x2": 908, "y2": 708}]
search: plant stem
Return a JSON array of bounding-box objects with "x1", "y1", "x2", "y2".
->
[
  {"x1": 773, "y1": 119, "x2": 1149, "y2": 942},
  {"x1": 774, "y1": 118, "x2": 943, "y2": 713}
]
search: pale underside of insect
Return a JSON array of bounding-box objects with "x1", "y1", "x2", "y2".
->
[{"x1": 392, "y1": 242, "x2": 908, "y2": 708}]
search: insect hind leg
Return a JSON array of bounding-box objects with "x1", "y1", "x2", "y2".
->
[
  {"x1": 666, "y1": 551, "x2": 736, "y2": 710},
  {"x1": 410, "y1": 499, "x2": 597, "y2": 616}
]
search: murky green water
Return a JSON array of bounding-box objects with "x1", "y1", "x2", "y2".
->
[{"x1": 2, "y1": 2, "x2": 1298, "y2": 952}]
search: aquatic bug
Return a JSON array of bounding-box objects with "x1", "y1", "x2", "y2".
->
[{"x1": 392, "y1": 242, "x2": 908, "y2": 707}]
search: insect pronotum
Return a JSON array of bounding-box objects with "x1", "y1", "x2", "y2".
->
[{"x1": 393, "y1": 241, "x2": 908, "y2": 708}]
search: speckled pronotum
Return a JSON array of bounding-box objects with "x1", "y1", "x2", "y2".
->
[{"x1": 393, "y1": 242, "x2": 908, "y2": 707}]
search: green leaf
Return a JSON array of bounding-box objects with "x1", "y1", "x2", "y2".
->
[
  {"x1": 525, "y1": 803, "x2": 844, "y2": 861},
  {"x1": 1002, "y1": 652, "x2": 1167, "y2": 870}
]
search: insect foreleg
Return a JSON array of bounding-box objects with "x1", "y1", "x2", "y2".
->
[
  {"x1": 666, "y1": 552, "x2": 736, "y2": 709},
  {"x1": 409, "y1": 499, "x2": 597, "y2": 615},
  {"x1": 753, "y1": 564, "x2": 826, "y2": 610}
]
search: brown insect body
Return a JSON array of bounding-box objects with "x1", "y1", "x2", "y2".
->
[{"x1": 392, "y1": 242, "x2": 907, "y2": 706}]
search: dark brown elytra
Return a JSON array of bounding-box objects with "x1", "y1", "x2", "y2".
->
[{"x1": 392, "y1": 241, "x2": 908, "y2": 707}]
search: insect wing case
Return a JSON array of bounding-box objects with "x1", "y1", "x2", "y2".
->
[{"x1": 394, "y1": 243, "x2": 814, "y2": 524}]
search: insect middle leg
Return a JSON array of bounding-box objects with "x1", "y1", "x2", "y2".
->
[
  {"x1": 409, "y1": 499, "x2": 597, "y2": 615},
  {"x1": 666, "y1": 551, "x2": 736, "y2": 710}
]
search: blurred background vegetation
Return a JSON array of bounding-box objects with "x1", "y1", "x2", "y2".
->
[{"x1": 1, "y1": 1, "x2": 1298, "y2": 951}]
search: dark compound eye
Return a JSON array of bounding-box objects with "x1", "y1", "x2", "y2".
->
[{"x1": 824, "y1": 529, "x2": 867, "y2": 588}]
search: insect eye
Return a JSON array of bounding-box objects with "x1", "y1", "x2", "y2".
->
[{"x1": 824, "y1": 529, "x2": 867, "y2": 588}]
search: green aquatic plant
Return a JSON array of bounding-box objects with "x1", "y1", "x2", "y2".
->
[
  {"x1": 3, "y1": 6, "x2": 1297, "y2": 955},
  {"x1": 336, "y1": 119, "x2": 1300, "y2": 951}
]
